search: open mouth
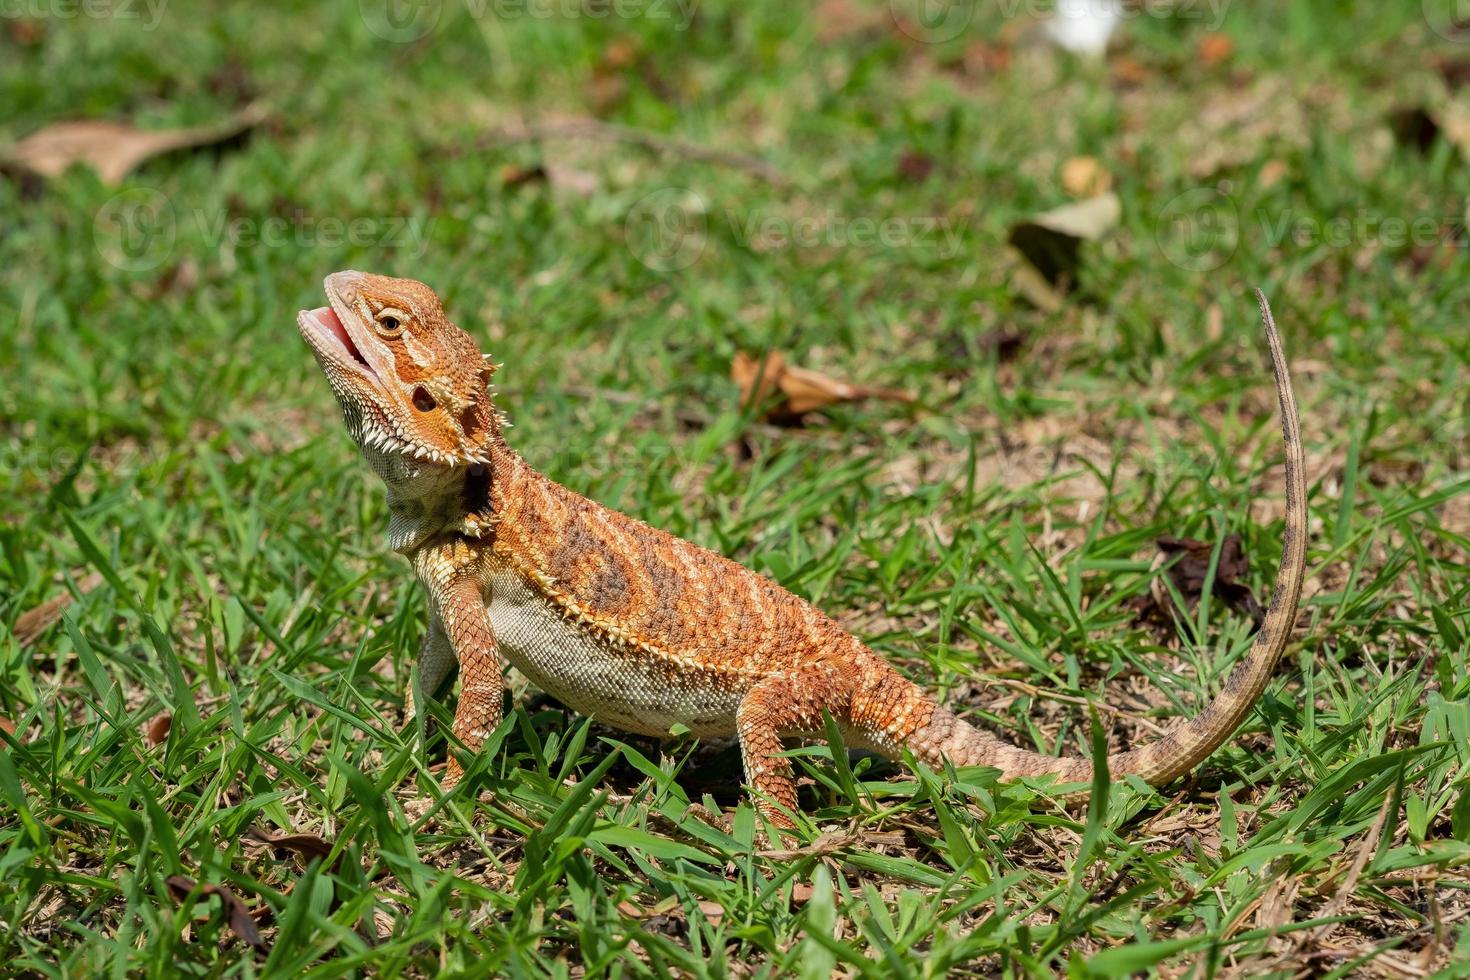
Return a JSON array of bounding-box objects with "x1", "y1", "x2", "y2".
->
[{"x1": 298, "y1": 304, "x2": 376, "y2": 378}]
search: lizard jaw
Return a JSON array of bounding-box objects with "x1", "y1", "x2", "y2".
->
[{"x1": 297, "y1": 304, "x2": 377, "y2": 381}]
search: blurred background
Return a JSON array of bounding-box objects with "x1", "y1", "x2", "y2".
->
[{"x1": 3, "y1": 1, "x2": 1470, "y2": 973}]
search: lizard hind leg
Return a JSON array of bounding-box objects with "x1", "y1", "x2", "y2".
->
[{"x1": 735, "y1": 669, "x2": 854, "y2": 829}]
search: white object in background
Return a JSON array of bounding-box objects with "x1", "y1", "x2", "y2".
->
[{"x1": 1046, "y1": 0, "x2": 1123, "y2": 56}]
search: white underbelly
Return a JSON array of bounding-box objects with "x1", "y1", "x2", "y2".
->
[{"x1": 488, "y1": 570, "x2": 743, "y2": 738}]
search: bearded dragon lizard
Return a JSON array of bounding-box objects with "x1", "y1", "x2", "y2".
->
[{"x1": 298, "y1": 271, "x2": 1306, "y2": 827}]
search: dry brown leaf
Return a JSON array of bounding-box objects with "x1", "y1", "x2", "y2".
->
[
  {"x1": 499, "y1": 163, "x2": 599, "y2": 196},
  {"x1": 3, "y1": 102, "x2": 268, "y2": 185},
  {"x1": 1197, "y1": 33, "x2": 1234, "y2": 67},
  {"x1": 147, "y1": 713, "x2": 172, "y2": 746},
  {"x1": 696, "y1": 900, "x2": 724, "y2": 925},
  {"x1": 11, "y1": 572, "x2": 103, "y2": 647},
  {"x1": 1006, "y1": 193, "x2": 1120, "y2": 304},
  {"x1": 1258, "y1": 158, "x2": 1289, "y2": 189},
  {"x1": 1109, "y1": 55, "x2": 1152, "y2": 88},
  {"x1": 0, "y1": 717, "x2": 15, "y2": 738},
  {"x1": 1389, "y1": 106, "x2": 1442, "y2": 154},
  {"x1": 815, "y1": 0, "x2": 886, "y2": 42},
  {"x1": 1129, "y1": 534, "x2": 1263, "y2": 640},
  {"x1": 758, "y1": 830, "x2": 856, "y2": 860},
  {"x1": 897, "y1": 149, "x2": 935, "y2": 183},
  {"x1": 246, "y1": 826, "x2": 336, "y2": 868},
  {"x1": 165, "y1": 875, "x2": 268, "y2": 952},
  {"x1": 963, "y1": 39, "x2": 1013, "y2": 74},
  {"x1": 6, "y1": 18, "x2": 44, "y2": 46},
  {"x1": 731, "y1": 351, "x2": 915, "y2": 424},
  {"x1": 1060, "y1": 155, "x2": 1112, "y2": 198}
]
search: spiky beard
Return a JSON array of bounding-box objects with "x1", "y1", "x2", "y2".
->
[{"x1": 330, "y1": 384, "x2": 491, "y2": 468}]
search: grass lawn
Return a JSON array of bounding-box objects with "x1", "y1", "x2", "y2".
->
[{"x1": 3, "y1": 1, "x2": 1470, "y2": 975}]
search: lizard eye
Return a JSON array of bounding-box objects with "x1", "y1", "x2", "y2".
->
[
  {"x1": 374, "y1": 308, "x2": 408, "y2": 338},
  {"x1": 412, "y1": 386, "x2": 437, "y2": 412}
]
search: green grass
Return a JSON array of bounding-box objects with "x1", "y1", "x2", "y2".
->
[{"x1": 3, "y1": 1, "x2": 1470, "y2": 975}]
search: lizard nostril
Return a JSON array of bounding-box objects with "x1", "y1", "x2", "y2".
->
[{"x1": 412, "y1": 386, "x2": 437, "y2": 412}]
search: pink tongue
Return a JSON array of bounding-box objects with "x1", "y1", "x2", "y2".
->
[{"x1": 313, "y1": 306, "x2": 366, "y2": 364}]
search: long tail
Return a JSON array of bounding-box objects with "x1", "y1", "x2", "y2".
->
[{"x1": 904, "y1": 290, "x2": 1307, "y2": 788}]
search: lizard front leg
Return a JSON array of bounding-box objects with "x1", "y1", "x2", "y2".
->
[
  {"x1": 405, "y1": 609, "x2": 456, "y2": 756},
  {"x1": 409, "y1": 609, "x2": 457, "y2": 719},
  {"x1": 418, "y1": 554, "x2": 502, "y2": 787}
]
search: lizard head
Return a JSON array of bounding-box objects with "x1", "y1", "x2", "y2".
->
[{"x1": 297, "y1": 271, "x2": 501, "y2": 467}]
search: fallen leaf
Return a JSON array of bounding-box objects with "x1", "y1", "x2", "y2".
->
[
  {"x1": 789, "y1": 883, "x2": 816, "y2": 906},
  {"x1": 0, "y1": 717, "x2": 15, "y2": 738},
  {"x1": 938, "y1": 325, "x2": 1025, "y2": 376},
  {"x1": 1006, "y1": 193, "x2": 1120, "y2": 304},
  {"x1": 2, "y1": 102, "x2": 268, "y2": 185},
  {"x1": 731, "y1": 351, "x2": 915, "y2": 424},
  {"x1": 246, "y1": 826, "x2": 335, "y2": 868},
  {"x1": 500, "y1": 162, "x2": 600, "y2": 197},
  {"x1": 1258, "y1": 158, "x2": 1289, "y2": 189},
  {"x1": 1433, "y1": 55, "x2": 1470, "y2": 90},
  {"x1": 165, "y1": 875, "x2": 268, "y2": 952},
  {"x1": 1197, "y1": 33, "x2": 1234, "y2": 67},
  {"x1": 1388, "y1": 106, "x2": 1442, "y2": 154},
  {"x1": 147, "y1": 713, "x2": 172, "y2": 746},
  {"x1": 963, "y1": 40, "x2": 1012, "y2": 74},
  {"x1": 11, "y1": 573, "x2": 103, "y2": 647},
  {"x1": 544, "y1": 165, "x2": 599, "y2": 196},
  {"x1": 1060, "y1": 155, "x2": 1112, "y2": 198},
  {"x1": 815, "y1": 0, "x2": 886, "y2": 42},
  {"x1": 6, "y1": 18, "x2": 44, "y2": 46},
  {"x1": 758, "y1": 830, "x2": 855, "y2": 860},
  {"x1": 1129, "y1": 534, "x2": 1263, "y2": 640},
  {"x1": 1109, "y1": 56, "x2": 1152, "y2": 89},
  {"x1": 696, "y1": 901, "x2": 724, "y2": 926},
  {"x1": 977, "y1": 326, "x2": 1026, "y2": 360},
  {"x1": 897, "y1": 149, "x2": 935, "y2": 183}
]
